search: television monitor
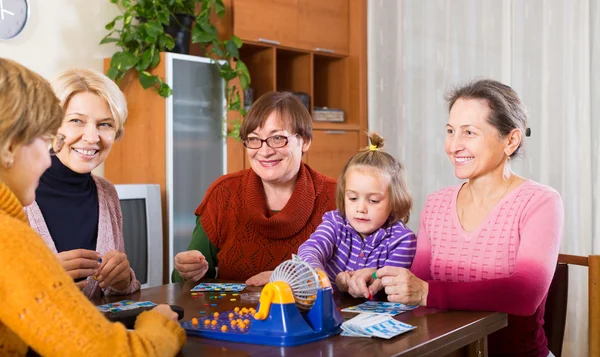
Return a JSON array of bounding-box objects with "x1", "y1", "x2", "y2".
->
[{"x1": 114, "y1": 184, "x2": 163, "y2": 289}]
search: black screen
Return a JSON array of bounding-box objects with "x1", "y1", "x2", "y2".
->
[{"x1": 119, "y1": 199, "x2": 148, "y2": 284}]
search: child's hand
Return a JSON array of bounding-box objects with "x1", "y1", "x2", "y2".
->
[
  {"x1": 346, "y1": 268, "x2": 377, "y2": 299},
  {"x1": 335, "y1": 271, "x2": 353, "y2": 292}
]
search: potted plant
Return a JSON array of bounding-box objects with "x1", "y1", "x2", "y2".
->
[{"x1": 101, "y1": 0, "x2": 250, "y2": 136}]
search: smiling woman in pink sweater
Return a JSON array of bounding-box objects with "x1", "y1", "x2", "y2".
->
[{"x1": 375, "y1": 79, "x2": 563, "y2": 357}]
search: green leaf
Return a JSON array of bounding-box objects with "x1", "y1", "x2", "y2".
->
[
  {"x1": 225, "y1": 40, "x2": 239, "y2": 58},
  {"x1": 106, "y1": 67, "x2": 120, "y2": 80},
  {"x1": 211, "y1": 41, "x2": 224, "y2": 57},
  {"x1": 100, "y1": 36, "x2": 119, "y2": 45},
  {"x1": 159, "y1": 34, "x2": 175, "y2": 50},
  {"x1": 136, "y1": 49, "x2": 153, "y2": 71},
  {"x1": 145, "y1": 20, "x2": 163, "y2": 37},
  {"x1": 139, "y1": 71, "x2": 157, "y2": 89},
  {"x1": 150, "y1": 50, "x2": 160, "y2": 68},
  {"x1": 239, "y1": 72, "x2": 250, "y2": 89},
  {"x1": 214, "y1": 0, "x2": 226, "y2": 17},
  {"x1": 112, "y1": 51, "x2": 139, "y2": 72},
  {"x1": 105, "y1": 20, "x2": 116, "y2": 31},
  {"x1": 158, "y1": 82, "x2": 173, "y2": 97},
  {"x1": 235, "y1": 60, "x2": 251, "y2": 89},
  {"x1": 231, "y1": 35, "x2": 242, "y2": 48},
  {"x1": 158, "y1": 11, "x2": 169, "y2": 25},
  {"x1": 124, "y1": 15, "x2": 133, "y2": 25},
  {"x1": 199, "y1": 21, "x2": 217, "y2": 36},
  {"x1": 192, "y1": 31, "x2": 214, "y2": 43}
]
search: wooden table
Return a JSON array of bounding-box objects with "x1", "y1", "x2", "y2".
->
[{"x1": 93, "y1": 281, "x2": 507, "y2": 357}]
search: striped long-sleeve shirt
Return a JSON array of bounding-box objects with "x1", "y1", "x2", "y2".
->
[{"x1": 298, "y1": 210, "x2": 416, "y2": 286}]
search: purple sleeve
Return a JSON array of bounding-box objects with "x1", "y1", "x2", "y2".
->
[
  {"x1": 385, "y1": 223, "x2": 416, "y2": 268},
  {"x1": 297, "y1": 211, "x2": 338, "y2": 272}
]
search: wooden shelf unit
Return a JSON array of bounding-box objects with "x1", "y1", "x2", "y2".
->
[{"x1": 195, "y1": 0, "x2": 368, "y2": 178}]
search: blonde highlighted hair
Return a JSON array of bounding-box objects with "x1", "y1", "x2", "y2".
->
[
  {"x1": 336, "y1": 133, "x2": 412, "y2": 224},
  {"x1": 0, "y1": 58, "x2": 63, "y2": 157},
  {"x1": 51, "y1": 68, "x2": 128, "y2": 140}
]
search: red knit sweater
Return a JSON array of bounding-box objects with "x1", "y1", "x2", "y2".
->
[{"x1": 195, "y1": 163, "x2": 337, "y2": 280}]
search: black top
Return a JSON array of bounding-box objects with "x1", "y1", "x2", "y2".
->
[{"x1": 36, "y1": 155, "x2": 99, "y2": 253}]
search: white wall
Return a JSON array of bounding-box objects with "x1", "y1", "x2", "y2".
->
[
  {"x1": 0, "y1": 0, "x2": 122, "y2": 175},
  {"x1": 368, "y1": 1, "x2": 598, "y2": 356},
  {"x1": 0, "y1": 0, "x2": 120, "y2": 79}
]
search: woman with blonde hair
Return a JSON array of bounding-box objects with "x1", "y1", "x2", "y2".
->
[
  {"x1": 0, "y1": 58, "x2": 184, "y2": 356},
  {"x1": 24, "y1": 68, "x2": 140, "y2": 298}
]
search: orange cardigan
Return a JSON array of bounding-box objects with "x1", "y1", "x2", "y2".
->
[{"x1": 0, "y1": 182, "x2": 185, "y2": 356}]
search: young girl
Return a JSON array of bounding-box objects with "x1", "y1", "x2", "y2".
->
[{"x1": 298, "y1": 133, "x2": 415, "y2": 299}]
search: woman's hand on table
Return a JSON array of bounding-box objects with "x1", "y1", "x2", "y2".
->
[
  {"x1": 245, "y1": 271, "x2": 273, "y2": 286},
  {"x1": 376, "y1": 266, "x2": 429, "y2": 306},
  {"x1": 174, "y1": 250, "x2": 209, "y2": 282},
  {"x1": 56, "y1": 248, "x2": 101, "y2": 289},
  {"x1": 152, "y1": 304, "x2": 179, "y2": 322},
  {"x1": 97, "y1": 250, "x2": 132, "y2": 290}
]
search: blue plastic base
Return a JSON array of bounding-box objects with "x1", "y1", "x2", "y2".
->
[{"x1": 182, "y1": 287, "x2": 343, "y2": 346}]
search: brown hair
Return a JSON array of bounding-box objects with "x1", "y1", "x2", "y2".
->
[
  {"x1": 240, "y1": 92, "x2": 312, "y2": 142},
  {"x1": 0, "y1": 58, "x2": 64, "y2": 155},
  {"x1": 446, "y1": 78, "x2": 528, "y2": 158},
  {"x1": 336, "y1": 133, "x2": 412, "y2": 224},
  {"x1": 51, "y1": 68, "x2": 128, "y2": 140}
]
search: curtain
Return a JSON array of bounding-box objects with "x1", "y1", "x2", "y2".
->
[{"x1": 368, "y1": 1, "x2": 599, "y2": 356}]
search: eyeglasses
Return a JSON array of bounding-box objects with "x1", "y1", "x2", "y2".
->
[
  {"x1": 46, "y1": 134, "x2": 65, "y2": 155},
  {"x1": 243, "y1": 134, "x2": 297, "y2": 149}
]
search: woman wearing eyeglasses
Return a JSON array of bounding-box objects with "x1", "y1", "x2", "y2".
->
[
  {"x1": 24, "y1": 68, "x2": 140, "y2": 298},
  {"x1": 0, "y1": 58, "x2": 184, "y2": 357},
  {"x1": 172, "y1": 92, "x2": 337, "y2": 286}
]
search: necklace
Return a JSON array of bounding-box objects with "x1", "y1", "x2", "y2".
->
[{"x1": 458, "y1": 176, "x2": 514, "y2": 222}]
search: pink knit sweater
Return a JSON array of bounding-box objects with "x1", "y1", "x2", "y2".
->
[
  {"x1": 411, "y1": 179, "x2": 563, "y2": 357},
  {"x1": 24, "y1": 175, "x2": 140, "y2": 299}
]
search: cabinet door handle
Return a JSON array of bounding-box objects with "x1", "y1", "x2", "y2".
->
[
  {"x1": 315, "y1": 48, "x2": 335, "y2": 54},
  {"x1": 258, "y1": 38, "x2": 280, "y2": 45},
  {"x1": 325, "y1": 130, "x2": 346, "y2": 135}
]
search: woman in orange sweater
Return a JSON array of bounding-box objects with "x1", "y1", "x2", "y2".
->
[{"x1": 0, "y1": 58, "x2": 185, "y2": 356}]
